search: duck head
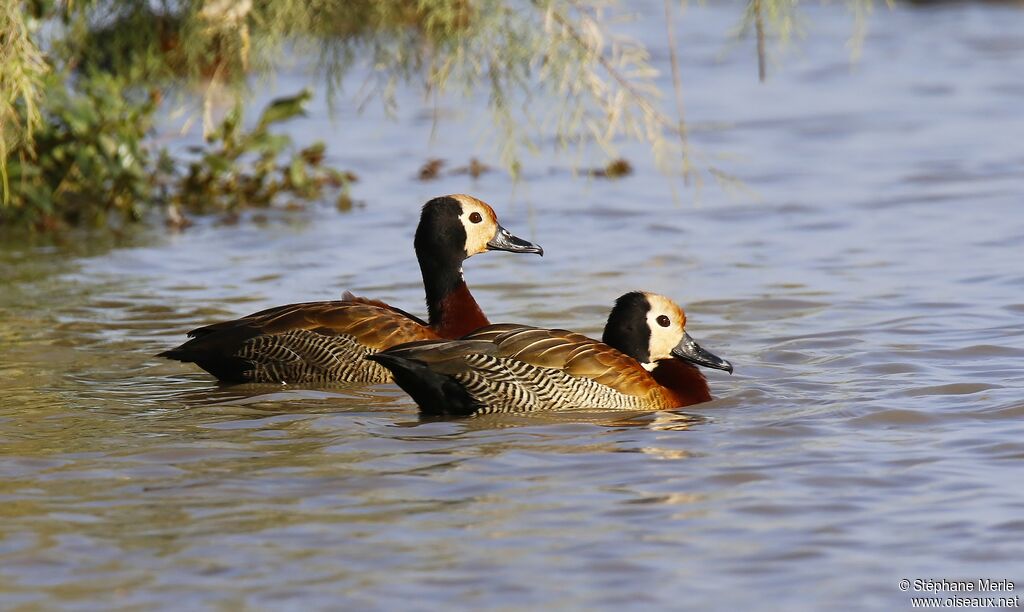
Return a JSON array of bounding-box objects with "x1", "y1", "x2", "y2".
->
[
  {"x1": 415, "y1": 194, "x2": 543, "y2": 263},
  {"x1": 602, "y1": 291, "x2": 733, "y2": 373}
]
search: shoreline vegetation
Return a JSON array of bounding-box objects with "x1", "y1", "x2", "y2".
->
[{"x1": 2, "y1": 0, "x2": 866, "y2": 233}]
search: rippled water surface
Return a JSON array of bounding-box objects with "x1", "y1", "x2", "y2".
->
[{"x1": 3, "y1": 2, "x2": 1024, "y2": 609}]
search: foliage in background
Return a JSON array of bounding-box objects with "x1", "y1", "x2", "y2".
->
[
  {"x1": 1, "y1": 72, "x2": 155, "y2": 229},
  {"x1": 1, "y1": 0, "x2": 875, "y2": 231},
  {"x1": 168, "y1": 89, "x2": 353, "y2": 214},
  {"x1": 1, "y1": 71, "x2": 338, "y2": 230},
  {"x1": 1, "y1": 0, "x2": 49, "y2": 199}
]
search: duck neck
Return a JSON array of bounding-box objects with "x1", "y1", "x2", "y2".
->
[
  {"x1": 419, "y1": 253, "x2": 489, "y2": 338},
  {"x1": 649, "y1": 359, "x2": 712, "y2": 408}
]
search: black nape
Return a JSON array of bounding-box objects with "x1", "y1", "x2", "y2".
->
[
  {"x1": 415, "y1": 196, "x2": 469, "y2": 264},
  {"x1": 415, "y1": 197, "x2": 472, "y2": 326},
  {"x1": 601, "y1": 291, "x2": 652, "y2": 363}
]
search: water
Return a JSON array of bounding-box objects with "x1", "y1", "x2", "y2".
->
[{"x1": 3, "y1": 2, "x2": 1024, "y2": 609}]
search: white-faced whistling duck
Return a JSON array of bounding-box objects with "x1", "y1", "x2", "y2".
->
[
  {"x1": 159, "y1": 195, "x2": 543, "y2": 384},
  {"x1": 368, "y1": 291, "x2": 732, "y2": 417}
]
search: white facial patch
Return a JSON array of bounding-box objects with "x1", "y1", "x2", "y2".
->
[
  {"x1": 642, "y1": 293, "x2": 688, "y2": 361},
  {"x1": 451, "y1": 194, "x2": 498, "y2": 256}
]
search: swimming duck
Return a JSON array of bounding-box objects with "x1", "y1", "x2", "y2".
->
[
  {"x1": 159, "y1": 194, "x2": 543, "y2": 384},
  {"x1": 368, "y1": 291, "x2": 732, "y2": 417}
]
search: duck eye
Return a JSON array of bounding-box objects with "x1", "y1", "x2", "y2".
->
[
  {"x1": 469, "y1": 212, "x2": 483, "y2": 223},
  {"x1": 657, "y1": 315, "x2": 671, "y2": 327}
]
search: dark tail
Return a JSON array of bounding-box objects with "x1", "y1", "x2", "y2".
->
[
  {"x1": 156, "y1": 348, "x2": 187, "y2": 361},
  {"x1": 156, "y1": 343, "x2": 252, "y2": 384},
  {"x1": 157, "y1": 321, "x2": 262, "y2": 384},
  {"x1": 367, "y1": 353, "x2": 481, "y2": 417}
]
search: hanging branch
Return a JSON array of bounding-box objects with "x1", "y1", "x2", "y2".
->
[
  {"x1": 754, "y1": 0, "x2": 767, "y2": 81},
  {"x1": 663, "y1": 0, "x2": 693, "y2": 185},
  {"x1": 547, "y1": 0, "x2": 678, "y2": 136}
]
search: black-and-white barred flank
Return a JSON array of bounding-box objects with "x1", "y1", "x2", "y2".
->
[
  {"x1": 237, "y1": 330, "x2": 390, "y2": 383},
  {"x1": 456, "y1": 354, "x2": 655, "y2": 414}
]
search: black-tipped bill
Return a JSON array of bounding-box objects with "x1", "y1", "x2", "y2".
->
[
  {"x1": 671, "y1": 332, "x2": 733, "y2": 374},
  {"x1": 486, "y1": 225, "x2": 543, "y2": 256}
]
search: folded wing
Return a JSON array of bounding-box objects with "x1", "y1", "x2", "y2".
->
[
  {"x1": 373, "y1": 324, "x2": 668, "y2": 415},
  {"x1": 160, "y1": 297, "x2": 440, "y2": 383}
]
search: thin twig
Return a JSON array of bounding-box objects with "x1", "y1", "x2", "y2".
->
[
  {"x1": 546, "y1": 1, "x2": 675, "y2": 134},
  {"x1": 754, "y1": 0, "x2": 766, "y2": 82},
  {"x1": 663, "y1": 0, "x2": 692, "y2": 185}
]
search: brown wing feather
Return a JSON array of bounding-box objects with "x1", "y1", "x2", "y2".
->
[
  {"x1": 375, "y1": 325, "x2": 671, "y2": 414},
  {"x1": 161, "y1": 298, "x2": 440, "y2": 383},
  {"x1": 465, "y1": 325, "x2": 659, "y2": 398},
  {"x1": 194, "y1": 300, "x2": 437, "y2": 348},
  {"x1": 340, "y1": 291, "x2": 430, "y2": 326},
  {"x1": 375, "y1": 338, "x2": 498, "y2": 374},
  {"x1": 298, "y1": 302, "x2": 439, "y2": 348}
]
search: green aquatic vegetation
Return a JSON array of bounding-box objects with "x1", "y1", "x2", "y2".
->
[
  {"x1": 2, "y1": 0, "x2": 877, "y2": 231},
  {"x1": 590, "y1": 158, "x2": 634, "y2": 179},
  {"x1": 167, "y1": 89, "x2": 353, "y2": 215},
  {"x1": 1, "y1": 0, "x2": 49, "y2": 203},
  {"x1": 1, "y1": 75, "x2": 342, "y2": 231},
  {"x1": 1, "y1": 73, "x2": 157, "y2": 230}
]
